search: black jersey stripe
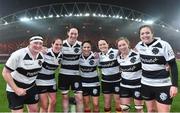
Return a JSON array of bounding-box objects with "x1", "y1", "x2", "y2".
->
[
  {"x1": 81, "y1": 76, "x2": 99, "y2": 83},
  {"x1": 16, "y1": 67, "x2": 42, "y2": 77},
  {"x1": 37, "y1": 73, "x2": 55, "y2": 80},
  {"x1": 121, "y1": 78, "x2": 141, "y2": 86},
  {"x1": 63, "y1": 54, "x2": 80, "y2": 61},
  {"x1": 102, "y1": 73, "x2": 121, "y2": 81},
  {"x1": 99, "y1": 60, "x2": 119, "y2": 68},
  {"x1": 142, "y1": 69, "x2": 170, "y2": 79},
  {"x1": 80, "y1": 65, "x2": 97, "y2": 72},
  {"x1": 140, "y1": 54, "x2": 166, "y2": 64},
  {"x1": 61, "y1": 64, "x2": 79, "y2": 70},
  {"x1": 14, "y1": 79, "x2": 35, "y2": 89},
  {"x1": 120, "y1": 63, "x2": 141, "y2": 72},
  {"x1": 42, "y1": 61, "x2": 59, "y2": 70}
]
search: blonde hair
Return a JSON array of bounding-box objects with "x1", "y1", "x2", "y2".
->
[{"x1": 116, "y1": 37, "x2": 130, "y2": 48}]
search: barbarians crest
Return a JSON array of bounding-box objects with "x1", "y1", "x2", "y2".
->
[
  {"x1": 134, "y1": 91, "x2": 140, "y2": 98},
  {"x1": 74, "y1": 48, "x2": 80, "y2": 53},
  {"x1": 93, "y1": 89, "x2": 98, "y2": 95},
  {"x1": 152, "y1": 48, "x2": 159, "y2": 55},
  {"x1": 130, "y1": 57, "x2": 136, "y2": 63},
  {"x1": 109, "y1": 54, "x2": 114, "y2": 59},
  {"x1": 89, "y1": 60, "x2": 94, "y2": 65},
  {"x1": 160, "y1": 92, "x2": 168, "y2": 101}
]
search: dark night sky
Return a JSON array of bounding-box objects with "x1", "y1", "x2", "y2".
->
[{"x1": 0, "y1": 0, "x2": 180, "y2": 28}]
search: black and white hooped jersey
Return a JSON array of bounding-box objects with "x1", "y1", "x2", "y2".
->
[
  {"x1": 5, "y1": 47, "x2": 44, "y2": 92},
  {"x1": 79, "y1": 52, "x2": 100, "y2": 87},
  {"x1": 60, "y1": 40, "x2": 82, "y2": 75},
  {"x1": 117, "y1": 49, "x2": 142, "y2": 88},
  {"x1": 98, "y1": 48, "x2": 121, "y2": 83},
  {"x1": 135, "y1": 38, "x2": 175, "y2": 87},
  {"x1": 36, "y1": 48, "x2": 62, "y2": 86}
]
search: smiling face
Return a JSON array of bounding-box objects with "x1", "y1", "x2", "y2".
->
[
  {"x1": 82, "y1": 42, "x2": 91, "y2": 57},
  {"x1": 117, "y1": 39, "x2": 129, "y2": 55},
  {"x1": 139, "y1": 26, "x2": 154, "y2": 44},
  {"x1": 67, "y1": 28, "x2": 78, "y2": 45},
  {"x1": 52, "y1": 39, "x2": 63, "y2": 53},
  {"x1": 98, "y1": 40, "x2": 109, "y2": 53},
  {"x1": 29, "y1": 41, "x2": 43, "y2": 55}
]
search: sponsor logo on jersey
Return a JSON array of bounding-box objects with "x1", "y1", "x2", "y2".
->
[
  {"x1": 167, "y1": 50, "x2": 174, "y2": 57},
  {"x1": 121, "y1": 66, "x2": 136, "y2": 72},
  {"x1": 27, "y1": 71, "x2": 39, "y2": 76},
  {"x1": 140, "y1": 57, "x2": 158, "y2": 63}
]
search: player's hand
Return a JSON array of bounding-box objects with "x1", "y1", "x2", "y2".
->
[
  {"x1": 94, "y1": 52, "x2": 99, "y2": 59},
  {"x1": 41, "y1": 46, "x2": 48, "y2": 54},
  {"x1": 170, "y1": 86, "x2": 178, "y2": 98},
  {"x1": 14, "y1": 87, "x2": 26, "y2": 96},
  {"x1": 165, "y1": 64, "x2": 170, "y2": 71}
]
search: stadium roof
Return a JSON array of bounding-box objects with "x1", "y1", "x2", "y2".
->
[
  {"x1": 0, "y1": 2, "x2": 179, "y2": 51},
  {"x1": 0, "y1": 0, "x2": 180, "y2": 29}
]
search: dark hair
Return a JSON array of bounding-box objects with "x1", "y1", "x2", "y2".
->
[
  {"x1": 82, "y1": 40, "x2": 92, "y2": 47},
  {"x1": 52, "y1": 38, "x2": 62, "y2": 44},
  {"x1": 97, "y1": 39, "x2": 109, "y2": 46},
  {"x1": 138, "y1": 25, "x2": 154, "y2": 36},
  {"x1": 67, "y1": 27, "x2": 79, "y2": 33}
]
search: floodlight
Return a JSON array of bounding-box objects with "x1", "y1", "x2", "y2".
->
[
  {"x1": 20, "y1": 17, "x2": 30, "y2": 22},
  {"x1": 144, "y1": 20, "x2": 154, "y2": 24}
]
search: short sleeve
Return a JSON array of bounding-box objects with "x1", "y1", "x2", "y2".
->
[
  {"x1": 5, "y1": 52, "x2": 19, "y2": 71},
  {"x1": 163, "y1": 42, "x2": 175, "y2": 61}
]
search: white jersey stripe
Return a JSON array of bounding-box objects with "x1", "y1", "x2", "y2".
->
[
  {"x1": 36, "y1": 48, "x2": 62, "y2": 86},
  {"x1": 135, "y1": 38, "x2": 174, "y2": 86}
]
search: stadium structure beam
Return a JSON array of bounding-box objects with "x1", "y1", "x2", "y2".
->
[{"x1": 0, "y1": 2, "x2": 178, "y2": 32}]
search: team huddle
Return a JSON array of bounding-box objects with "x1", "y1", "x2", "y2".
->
[{"x1": 2, "y1": 25, "x2": 178, "y2": 113}]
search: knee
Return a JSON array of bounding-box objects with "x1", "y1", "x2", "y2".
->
[
  {"x1": 146, "y1": 106, "x2": 156, "y2": 112},
  {"x1": 147, "y1": 108, "x2": 156, "y2": 112},
  {"x1": 29, "y1": 106, "x2": 39, "y2": 112},
  {"x1": 93, "y1": 104, "x2": 99, "y2": 113},
  {"x1": 30, "y1": 108, "x2": 39, "y2": 112},
  {"x1": 50, "y1": 98, "x2": 56, "y2": 106},
  {"x1": 93, "y1": 101, "x2": 99, "y2": 109},
  {"x1": 40, "y1": 103, "x2": 48, "y2": 111},
  {"x1": 76, "y1": 97, "x2": 83, "y2": 104},
  {"x1": 75, "y1": 93, "x2": 83, "y2": 104}
]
